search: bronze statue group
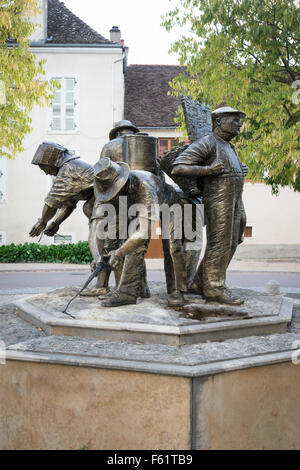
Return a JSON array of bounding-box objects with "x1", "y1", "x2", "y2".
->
[{"x1": 30, "y1": 106, "x2": 248, "y2": 308}]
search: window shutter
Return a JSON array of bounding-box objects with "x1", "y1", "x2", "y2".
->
[
  {"x1": 64, "y1": 78, "x2": 76, "y2": 130},
  {"x1": 51, "y1": 78, "x2": 77, "y2": 131}
]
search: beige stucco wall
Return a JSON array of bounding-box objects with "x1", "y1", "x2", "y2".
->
[
  {"x1": 194, "y1": 362, "x2": 300, "y2": 450},
  {"x1": 242, "y1": 182, "x2": 300, "y2": 244},
  {"x1": 140, "y1": 128, "x2": 181, "y2": 139},
  {"x1": 0, "y1": 360, "x2": 191, "y2": 450},
  {"x1": 0, "y1": 47, "x2": 124, "y2": 244}
]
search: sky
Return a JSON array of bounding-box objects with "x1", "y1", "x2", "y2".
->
[{"x1": 63, "y1": 0, "x2": 184, "y2": 65}]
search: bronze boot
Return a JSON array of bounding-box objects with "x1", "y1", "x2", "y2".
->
[
  {"x1": 205, "y1": 290, "x2": 244, "y2": 306},
  {"x1": 168, "y1": 290, "x2": 185, "y2": 307},
  {"x1": 102, "y1": 291, "x2": 137, "y2": 307}
]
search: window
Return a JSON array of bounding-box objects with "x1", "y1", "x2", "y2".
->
[
  {"x1": 244, "y1": 226, "x2": 253, "y2": 238},
  {"x1": 54, "y1": 234, "x2": 73, "y2": 245},
  {"x1": 50, "y1": 77, "x2": 77, "y2": 131},
  {"x1": 158, "y1": 138, "x2": 179, "y2": 156}
]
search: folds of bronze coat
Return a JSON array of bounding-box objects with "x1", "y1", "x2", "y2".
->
[
  {"x1": 96, "y1": 133, "x2": 161, "y2": 296},
  {"x1": 92, "y1": 167, "x2": 188, "y2": 300},
  {"x1": 92, "y1": 169, "x2": 162, "y2": 299},
  {"x1": 97, "y1": 133, "x2": 188, "y2": 299},
  {"x1": 32, "y1": 143, "x2": 95, "y2": 222},
  {"x1": 44, "y1": 158, "x2": 95, "y2": 211},
  {"x1": 117, "y1": 241, "x2": 150, "y2": 298},
  {"x1": 201, "y1": 175, "x2": 244, "y2": 297},
  {"x1": 173, "y1": 132, "x2": 246, "y2": 299},
  {"x1": 159, "y1": 149, "x2": 203, "y2": 292}
]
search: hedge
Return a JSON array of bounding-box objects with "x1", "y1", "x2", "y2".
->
[{"x1": 0, "y1": 242, "x2": 92, "y2": 264}]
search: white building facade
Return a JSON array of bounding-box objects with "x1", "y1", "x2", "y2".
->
[
  {"x1": 0, "y1": 0, "x2": 125, "y2": 245},
  {"x1": 0, "y1": 2, "x2": 299, "y2": 257}
]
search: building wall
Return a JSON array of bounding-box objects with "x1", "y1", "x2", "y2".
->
[
  {"x1": 242, "y1": 182, "x2": 300, "y2": 245},
  {"x1": 0, "y1": 47, "x2": 124, "y2": 245},
  {"x1": 29, "y1": 0, "x2": 48, "y2": 42}
]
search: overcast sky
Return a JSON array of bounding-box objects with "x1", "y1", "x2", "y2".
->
[{"x1": 63, "y1": 0, "x2": 183, "y2": 65}]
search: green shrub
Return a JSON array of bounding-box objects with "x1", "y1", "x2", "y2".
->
[{"x1": 0, "y1": 242, "x2": 92, "y2": 264}]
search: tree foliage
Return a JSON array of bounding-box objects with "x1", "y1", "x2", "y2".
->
[
  {"x1": 0, "y1": 0, "x2": 52, "y2": 159},
  {"x1": 162, "y1": 0, "x2": 300, "y2": 193}
]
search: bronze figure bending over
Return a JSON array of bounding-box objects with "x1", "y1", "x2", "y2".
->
[
  {"x1": 29, "y1": 142, "x2": 95, "y2": 238},
  {"x1": 89, "y1": 157, "x2": 188, "y2": 308}
]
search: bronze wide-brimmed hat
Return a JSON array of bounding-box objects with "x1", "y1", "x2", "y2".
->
[
  {"x1": 94, "y1": 157, "x2": 130, "y2": 202},
  {"x1": 109, "y1": 120, "x2": 139, "y2": 141},
  {"x1": 211, "y1": 106, "x2": 246, "y2": 119}
]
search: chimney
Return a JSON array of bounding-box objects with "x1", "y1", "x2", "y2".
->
[
  {"x1": 110, "y1": 26, "x2": 121, "y2": 43},
  {"x1": 29, "y1": 0, "x2": 48, "y2": 43}
]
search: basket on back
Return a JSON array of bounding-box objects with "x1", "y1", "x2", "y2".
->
[{"x1": 160, "y1": 97, "x2": 212, "y2": 197}]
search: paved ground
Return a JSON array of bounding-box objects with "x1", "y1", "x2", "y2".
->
[
  {"x1": 0, "y1": 259, "x2": 299, "y2": 299},
  {"x1": 1, "y1": 258, "x2": 300, "y2": 272},
  {"x1": 0, "y1": 260, "x2": 299, "y2": 352},
  {"x1": 0, "y1": 269, "x2": 299, "y2": 290}
]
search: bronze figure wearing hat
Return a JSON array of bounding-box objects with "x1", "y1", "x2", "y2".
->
[
  {"x1": 89, "y1": 158, "x2": 188, "y2": 307},
  {"x1": 86, "y1": 121, "x2": 161, "y2": 298},
  {"x1": 172, "y1": 106, "x2": 247, "y2": 305},
  {"x1": 29, "y1": 142, "x2": 95, "y2": 239}
]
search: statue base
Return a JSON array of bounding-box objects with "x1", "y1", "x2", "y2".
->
[
  {"x1": 0, "y1": 284, "x2": 298, "y2": 449},
  {"x1": 15, "y1": 283, "x2": 293, "y2": 346}
]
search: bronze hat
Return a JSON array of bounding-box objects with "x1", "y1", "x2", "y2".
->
[
  {"x1": 32, "y1": 142, "x2": 68, "y2": 167},
  {"x1": 94, "y1": 157, "x2": 130, "y2": 202},
  {"x1": 211, "y1": 106, "x2": 246, "y2": 120},
  {"x1": 109, "y1": 120, "x2": 139, "y2": 141}
]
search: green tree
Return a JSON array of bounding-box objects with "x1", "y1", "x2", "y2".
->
[
  {"x1": 162, "y1": 0, "x2": 300, "y2": 193},
  {"x1": 0, "y1": 0, "x2": 52, "y2": 159}
]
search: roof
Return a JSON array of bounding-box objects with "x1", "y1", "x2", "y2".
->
[
  {"x1": 124, "y1": 64, "x2": 187, "y2": 128},
  {"x1": 47, "y1": 0, "x2": 115, "y2": 45}
]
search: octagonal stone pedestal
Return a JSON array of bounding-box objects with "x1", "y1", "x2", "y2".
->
[
  {"x1": 14, "y1": 285, "x2": 293, "y2": 346},
  {"x1": 0, "y1": 284, "x2": 299, "y2": 450}
]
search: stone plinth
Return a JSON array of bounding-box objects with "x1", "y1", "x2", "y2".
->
[
  {"x1": 1, "y1": 331, "x2": 300, "y2": 449},
  {"x1": 15, "y1": 285, "x2": 293, "y2": 346},
  {"x1": 0, "y1": 285, "x2": 298, "y2": 449}
]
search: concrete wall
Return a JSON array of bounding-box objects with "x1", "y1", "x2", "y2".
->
[
  {"x1": 193, "y1": 362, "x2": 300, "y2": 450},
  {"x1": 1, "y1": 359, "x2": 300, "y2": 449},
  {"x1": 0, "y1": 361, "x2": 191, "y2": 450},
  {"x1": 0, "y1": 47, "x2": 124, "y2": 245}
]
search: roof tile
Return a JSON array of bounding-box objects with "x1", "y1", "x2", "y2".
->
[
  {"x1": 124, "y1": 64, "x2": 187, "y2": 128},
  {"x1": 47, "y1": 0, "x2": 114, "y2": 45}
]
